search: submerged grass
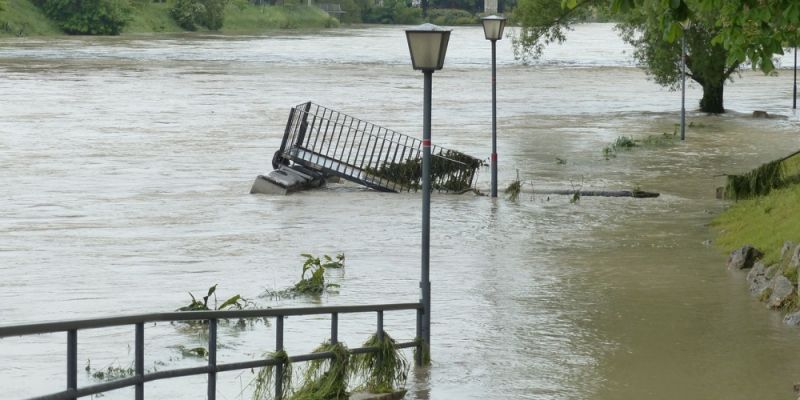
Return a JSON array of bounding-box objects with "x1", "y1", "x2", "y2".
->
[{"x1": 713, "y1": 183, "x2": 800, "y2": 266}]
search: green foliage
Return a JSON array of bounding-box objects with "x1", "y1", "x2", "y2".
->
[
  {"x1": 363, "y1": 0, "x2": 421, "y2": 24},
  {"x1": 0, "y1": 0, "x2": 63, "y2": 36},
  {"x1": 178, "y1": 284, "x2": 245, "y2": 311},
  {"x1": 602, "y1": 133, "x2": 678, "y2": 159},
  {"x1": 265, "y1": 253, "x2": 344, "y2": 298},
  {"x1": 85, "y1": 360, "x2": 135, "y2": 381},
  {"x1": 366, "y1": 150, "x2": 482, "y2": 193},
  {"x1": 221, "y1": 1, "x2": 337, "y2": 32},
  {"x1": 36, "y1": 0, "x2": 131, "y2": 34},
  {"x1": 723, "y1": 151, "x2": 800, "y2": 201},
  {"x1": 426, "y1": 8, "x2": 477, "y2": 25},
  {"x1": 505, "y1": 179, "x2": 521, "y2": 201},
  {"x1": 171, "y1": 0, "x2": 228, "y2": 30},
  {"x1": 350, "y1": 333, "x2": 408, "y2": 394},
  {"x1": 291, "y1": 342, "x2": 351, "y2": 400},
  {"x1": 124, "y1": 0, "x2": 182, "y2": 32},
  {"x1": 253, "y1": 351, "x2": 293, "y2": 400}
]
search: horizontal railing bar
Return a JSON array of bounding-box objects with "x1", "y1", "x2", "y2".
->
[
  {"x1": 22, "y1": 340, "x2": 421, "y2": 400},
  {"x1": 0, "y1": 303, "x2": 422, "y2": 338},
  {"x1": 143, "y1": 366, "x2": 209, "y2": 383}
]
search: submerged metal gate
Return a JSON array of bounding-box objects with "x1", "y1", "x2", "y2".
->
[{"x1": 273, "y1": 102, "x2": 483, "y2": 193}]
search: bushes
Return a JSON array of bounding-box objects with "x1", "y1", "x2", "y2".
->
[
  {"x1": 363, "y1": 0, "x2": 421, "y2": 24},
  {"x1": 426, "y1": 8, "x2": 476, "y2": 25},
  {"x1": 35, "y1": 0, "x2": 131, "y2": 34},
  {"x1": 170, "y1": 0, "x2": 228, "y2": 30}
]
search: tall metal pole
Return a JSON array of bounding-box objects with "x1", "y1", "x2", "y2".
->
[
  {"x1": 793, "y1": 45, "x2": 797, "y2": 110},
  {"x1": 491, "y1": 39, "x2": 498, "y2": 197},
  {"x1": 421, "y1": 70, "x2": 432, "y2": 354},
  {"x1": 680, "y1": 32, "x2": 686, "y2": 141}
]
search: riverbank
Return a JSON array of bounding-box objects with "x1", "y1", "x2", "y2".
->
[
  {"x1": 0, "y1": 0, "x2": 336, "y2": 37},
  {"x1": 714, "y1": 152, "x2": 800, "y2": 324}
]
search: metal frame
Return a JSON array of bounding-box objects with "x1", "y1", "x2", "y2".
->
[
  {"x1": 0, "y1": 303, "x2": 423, "y2": 400},
  {"x1": 276, "y1": 102, "x2": 481, "y2": 193}
]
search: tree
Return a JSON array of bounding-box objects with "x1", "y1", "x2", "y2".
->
[
  {"x1": 513, "y1": 0, "x2": 740, "y2": 113},
  {"x1": 616, "y1": 2, "x2": 739, "y2": 113},
  {"x1": 36, "y1": 0, "x2": 131, "y2": 35}
]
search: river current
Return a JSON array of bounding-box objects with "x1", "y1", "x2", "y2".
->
[{"x1": 1, "y1": 23, "x2": 800, "y2": 399}]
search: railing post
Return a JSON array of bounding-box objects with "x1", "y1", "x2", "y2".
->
[
  {"x1": 275, "y1": 315, "x2": 284, "y2": 400},
  {"x1": 415, "y1": 308, "x2": 423, "y2": 366},
  {"x1": 376, "y1": 310, "x2": 384, "y2": 366},
  {"x1": 208, "y1": 319, "x2": 217, "y2": 400},
  {"x1": 331, "y1": 312, "x2": 338, "y2": 344},
  {"x1": 67, "y1": 329, "x2": 77, "y2": 400},
  {"x1": 135, "y1": 323, "x2": 144, "y2": 400}
]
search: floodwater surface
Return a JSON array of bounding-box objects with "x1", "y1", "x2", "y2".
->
[{"x1": 1, "y1": 24, "x2": 800, "y2": 400}]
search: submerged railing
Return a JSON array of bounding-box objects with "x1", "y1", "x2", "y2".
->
[
  {"x1": 274, "y1": 102, "x2": 483, "y2": 193},
  {"x1": 0, "y1": 303, "x2": 423, "y2": 400}
]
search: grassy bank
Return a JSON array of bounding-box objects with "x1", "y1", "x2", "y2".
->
[
  {"x1": 0, "y1": 0, "x2": 61, "y2": 36},
  {"x1": 714, "y1": 183, "x2": 800, "y2": 266},
  {"x1": 0, "y1": 0, "x2": 336, "y2": 37}
]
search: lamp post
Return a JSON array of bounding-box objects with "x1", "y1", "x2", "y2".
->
[
  {"x1": 405, "y1": 23, "x2": 451, "y2": 365},
  {"x1": 793, "y1": 42, "x2": 797, "y2": 110},
  {"x1": 680, "y1": 22, "x2": 688, "y2": 141},
  {"x1": 482, "y1": 15, "x2": 506, "y2": 197}
]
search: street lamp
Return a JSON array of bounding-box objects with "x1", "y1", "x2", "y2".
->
[
  {"x1": 405, "y1": 23, "x2": 451, "y2": 365},
  {"x1": 793, "y1": 40, "x2": 797, "y2": 110},
  {"x1": 482, "y1": 15, "x2": 506, "y2": 197}
]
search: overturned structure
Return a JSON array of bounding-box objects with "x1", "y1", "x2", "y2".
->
[{"x1": 252, "y1": 102, "x2": 483, "y2": 194}]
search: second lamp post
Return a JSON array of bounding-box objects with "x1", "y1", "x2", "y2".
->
[{"x1": 482, "y1": 15, "x2": 506, "y2": 197}]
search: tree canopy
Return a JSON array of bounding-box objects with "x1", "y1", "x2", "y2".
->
[{"x1": 513, "y1": 0, "x2": 799, "y2": 113}]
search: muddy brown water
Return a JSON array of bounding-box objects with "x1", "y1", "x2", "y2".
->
[{"x1": 1, "y1": 24, "x2": 800, "y2": 399}]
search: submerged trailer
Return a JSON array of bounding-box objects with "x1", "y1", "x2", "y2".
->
[{"x1": 252, "y1": 102, "x2": 483, "y2": 195}]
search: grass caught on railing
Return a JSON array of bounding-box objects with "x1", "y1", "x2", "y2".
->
[
  {"x1": 253, "y1": 350, "x2": 293, "y2": 400},
  {"x1": 723, "y1": 150, "x2": 800, "y2": 200},
  {"x1": 291, "y1": 342, "x2": 351, "y2": 399},
  {"x1": 350, "y1": 332, "x2": 409, "y2": 394},
  {"x1": 364, "y1": 149, "x2": 483, "y2": 192}
]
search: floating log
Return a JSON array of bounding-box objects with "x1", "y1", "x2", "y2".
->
[{"x1": 531, "y1": 189, "x2": 659, "y2": 198}]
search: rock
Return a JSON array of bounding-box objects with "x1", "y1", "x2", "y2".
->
[
  {"x1": 766, "y1": 275, "x2": 795, "y2": 309},
  {"x1": 752, "y1": 110, "x2": 769, "y2": 118},
  {"x1": 747, "y1": 262, "x2": 771, "y2": 296},
  {"x1": 727, "y1": 245, "x2": 763, "y2": 269},
  {"x1": 784, "y1": 311, "x2": 800, "y2": 326},
  {"x1": 791, "y1": 244, "x2": 800, "y2": 269},
  {"x1": 781, "y1": 241, "x2": 797, "y2": 260}
]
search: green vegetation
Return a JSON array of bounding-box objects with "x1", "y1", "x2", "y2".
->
[
  {"x1": 714, "y1": 183, "x2": 800, "y2": 266},
  {"x1": 426, "y1": 8, "x2": 476, "y2": 25},
  {"x1": 0, "y1": 0, "x2": 62, "y2": 36},
  {"x1": 265, "y1": 253, "x2": 344, "y2": 298},
  {"x1": 724, "y1": 151, "x2": 800, "y2": 200},
  {"x1": 35, "y1": 0, "x2": 132, "y2": 34},
  {"x1": 291, "y1": 342, "x2": 351, "y2": 399},
  {"x1": 366, "y1": 150, "x2": 482, "y2": 193},
  {"x1": 125, "y1": 0, "x2": 182, "y2": 32},
  {"x1": 253, "y1": 350, "x2": 293, "y2": 400},
  {"x1": 602, "y1": 132, "x2": 679, "y2": 159},
  {"x1": 221, "y1": 1, "x2": 337, "y2": 32},
  {"x1": 85, "y1": 360, "x2": 136, "y2": 381},
  {"x1": 505, "y1": 179, "x2": 521, "y2": 201},
  {"x1": 350, "y1": 333, "x2": 408, "y2": 393},
  {"x1": 178, "y1": 284, "x2": 246, "y2": 311}
]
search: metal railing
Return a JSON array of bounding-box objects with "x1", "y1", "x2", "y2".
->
[
  {"x1": 0, "y1": 303, "x2": 423, "y2": 400},
  {"x1": 274, "y1": 102, "x2": 482, "y2": 193}
]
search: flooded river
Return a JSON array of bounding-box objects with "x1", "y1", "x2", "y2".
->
[{"x1": 2, "y1": 24, "x2": 800, "y2": 399}]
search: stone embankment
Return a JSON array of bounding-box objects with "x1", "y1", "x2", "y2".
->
[{"x1": 728, "y1": 242, "x2": 800, "y2": 324}]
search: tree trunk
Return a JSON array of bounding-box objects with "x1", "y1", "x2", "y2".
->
[{"x1": 700, "y1": 81, "x2": 724, "y2": 113}]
